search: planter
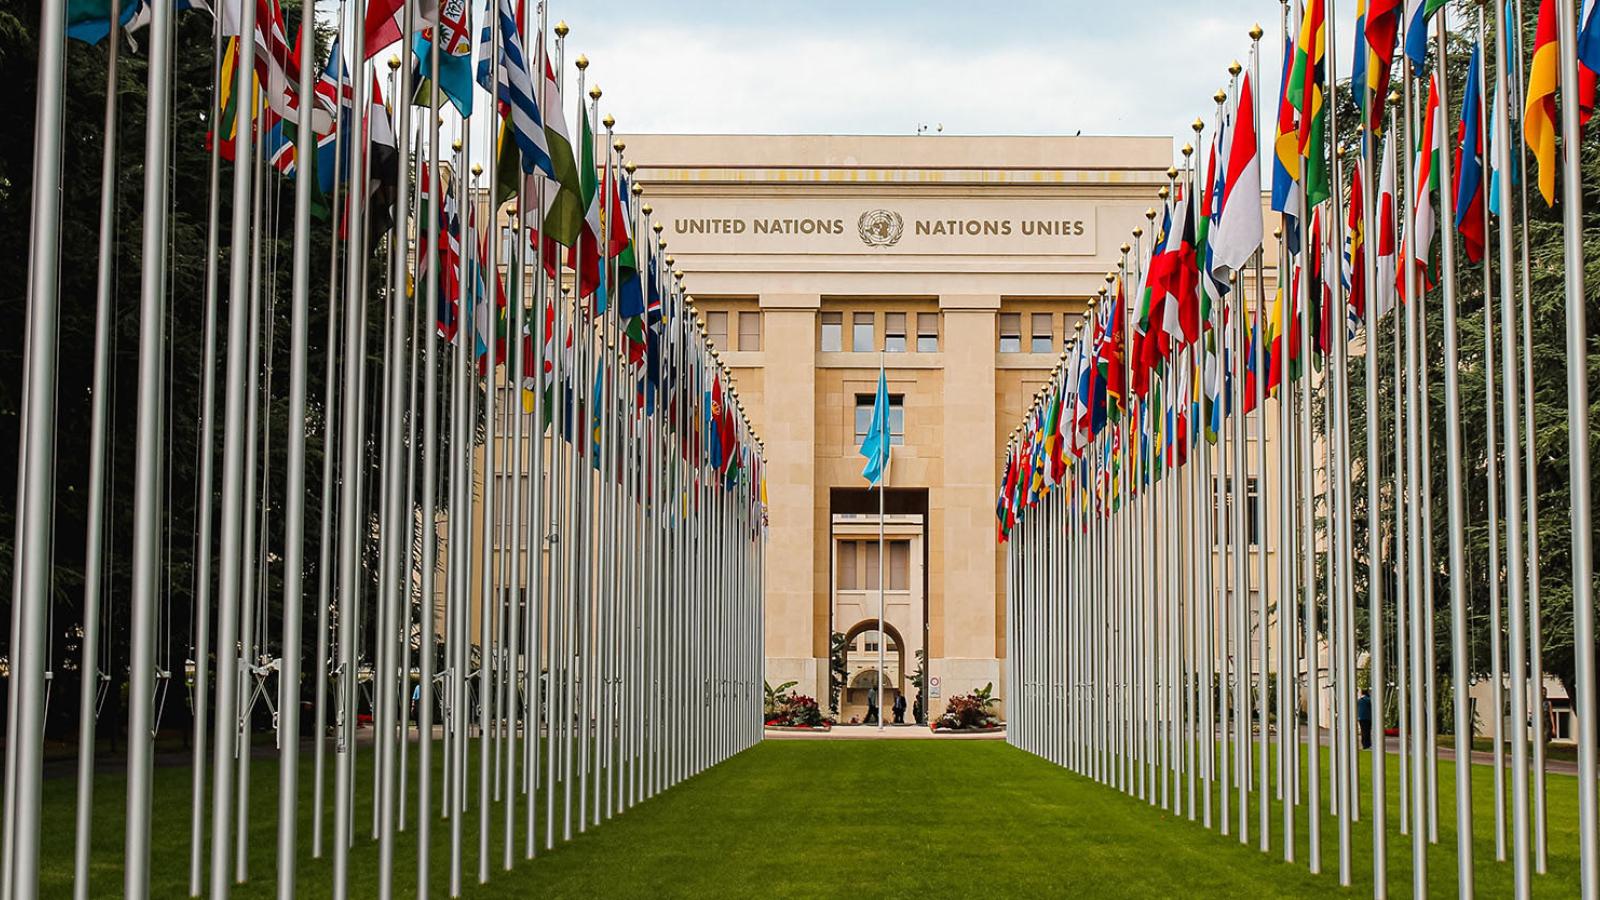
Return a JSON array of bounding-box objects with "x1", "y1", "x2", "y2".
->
[
  {"x1": 764, "y1": 723, "x2": 833, "y2": 733},
  {"x1": 930, "y1": 723, "x2": 1005, "y2": 734}
]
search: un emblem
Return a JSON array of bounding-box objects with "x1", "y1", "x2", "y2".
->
[{"x1": 857, "y1": 209, "x2": 904, "y2": 248}]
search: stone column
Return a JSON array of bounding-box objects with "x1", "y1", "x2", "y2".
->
[
  {"x1": 758, "y1": 294, "x2": 822, "y2": 701},
  {"x1": 935, "y1": 294, "x2": 1001, "y2": 717}
]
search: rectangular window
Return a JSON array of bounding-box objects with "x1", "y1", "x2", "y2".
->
[
  {"x1": 738, "y1": 311, "x2": 762, "y2": 351},
  {"x1": 1031, "y1": 313, "x2": 1054, "y2": 353},
  {"x1": 820, "y1": 312, "x2": 842, "y2": 352},
  {"x1": 889, "y1": 540, "x2": 910, "y2": 591},
  {"x1": 863, "y1": 540, "x2": 880, "y2": 591},
  {"x1": 917, "y1": 312, "x2": 940, "y2": 352},
  {"x1": 884, "y1": 313, "x2": 907, "y2": 353},
  {"x1": 864, "y1": 641, "x2": 879, "y2": 653},
  {"x1": 706, "y1": 311, "x2": 728, "y2": 351},
  {"x1": 854, "y1": 394, "x2": 905, "y2": 447},
  {"x1": 852, "y1": 312, "x2": 875, "y2": 352},
  {"x1": 838, "y1": 540, "x2": 858, "y2": 590},
  {"x1": 999, "y1": 312, "x2": 1022, "y2": 353},
  {"x1": 1210, "y1": 476, "x2": 1262, "y2": 546}
]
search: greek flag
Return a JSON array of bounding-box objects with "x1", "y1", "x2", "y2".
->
[{"x1": 476, "y1": 0, "x2": 553, "y2": 178}]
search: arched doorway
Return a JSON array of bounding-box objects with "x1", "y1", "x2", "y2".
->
[{"x1": 840, "y1": 619, "x2": 907, "y2": 723}]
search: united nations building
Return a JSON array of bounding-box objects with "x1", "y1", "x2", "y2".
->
[{"x1": 624, "y1": 134, "x2": 1172, "y2": 721}]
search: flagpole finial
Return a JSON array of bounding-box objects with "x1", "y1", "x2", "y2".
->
[
  {"x1": 1166, "y1": 165, "x2": 1178, "y2": 179},
  {"x1": 589, "y1": 84, "x2": 601, "y2": 100},
  {"x1": 555, "y1": 20, "x2": 569, "y2": 37},
  {"x1": 1105, "y1": 272, "x2": 1116, "y2": 285},
  {"x1": 658, "y1": 238, "x2": 667, "y2": 249},
  {"x1": 673, "y1": 270, "x2": 684, "y2": 282},
  {"x1": 604, "y1": 115, "x2": 616, "y2": 130},
  {"x1": 631, "y1": 183, "x2": 643, "y2": 197},
  {"x1": 1388, "y1": 90, "x2": 1401, "y2": 105},
  {"x1": 641, "y1": 203, "x2": 652, "y2": 216},
  {"x1": 1132, "y1": 226, "x2": 1144, "y2": 238},
  {"x1": 1273, "y1": 225, "x2": 1283, "y2": 239},
  {"x1": 1120, "y1": 242, "x2": 1131, "y2": 255},
  {"x1": 1249, "y1": 23, "x2": 1264, "y2": 41},
  {"x1": 453, "y1": 139, "x2": 463, "y2": 152},
  {"x1": 387, "y1": 55, "x2": 401, "y2": 70},
  {"x1": 1335, "y1": 145, "x2": 1347, "y2": 159},
  {"x1": 664, "y1": 255, "x2": 675, "y2": 267},
  {"x1": 1180, "y1": 144, "x2": 1193, "y2": 159},
  {"x1": 1158, "y1": 186, "x2": 1170, "y2": 200},
  {"x1": 1192, "y1": 117, "x2": 1205, "y2": 134},
  {"x1": 1145, "y1": 208, "x2": 1156, "y2": 221},
  {"x1": 472, "y1": 163, "x2": 483, "y2": 176},
  {"x1": 1229, "y1": 60, "x2": 1243, "y2": 76},
  {"x1": 576, "y1": 54, "x2": 590, "y2": 71},
  {"x1": 613, "y1": 139, "x2": 625, "y2": 153},
  {"x1": 652, "y1": 222, "x2": 664, "y2": 234},
  {"x1": 625, "y1": 161, "x2": 638, "y2": 174},
  {"x1": 1214, "y1": 89, "x2": 1227, "y2": 105}
]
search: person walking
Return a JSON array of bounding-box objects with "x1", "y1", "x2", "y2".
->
[
  {"x1": 1357, "y1": 688, "x2": 1373, "y2": 750},
  {"x1": 866, "y1": 689, "x2": 879, "y2": 725},
  {"x1": 892, "y1": 692, "x2": 907, "y2": 725}
]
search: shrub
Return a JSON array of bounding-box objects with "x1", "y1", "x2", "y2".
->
[{"x1": 934, "y1": 682, "x2": 1001, "y2": 731}]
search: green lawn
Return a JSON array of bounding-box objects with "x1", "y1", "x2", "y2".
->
[{"x1": 36, "y1": 736, "x2": 1586, "y2": 897}]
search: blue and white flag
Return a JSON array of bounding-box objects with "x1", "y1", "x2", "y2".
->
[
  {"x1": 859, "y1": 367, "x2": 892, "y2": 487},
  {"x1": 476, "y1": 0, "x2": 554, "y2": 178}
]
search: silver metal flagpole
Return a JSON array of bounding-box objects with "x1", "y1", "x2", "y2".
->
[
  {"x1": 210, "y1": 0, "x2": 261, "y2": 889},
  {"x1": 878, "y1": 348, "x2": 887, "y2": 733},
  {"x1": 4, "y1": 0, "x2": 66, "y2": 893},
  {"x1": 189, "y1": 9, "x2": 228, "y2": 890},
  {"x1": 1428, "y1": 7, "x2": 1475, "y2": 889},
  {"x1": 418, "y1": 23, "x2": 444, "y2": 889},
  {"x1": 125, "y1": 0, "x2": 176, "y2": 890},
  {"x1": 1359, "y1": 33, "x2": 1389, "y2": 895},
  {"x1": 479, "y1": 8, "x2": 506, "y2": 882},
  {"x1": 1554, "y1": 0, "x2": 1597, "y2": 891},
  {"x1": 1398, "y1": 24, "x2": 1429, "y2": 889},
  {"x1": 378, "y1": 3, "x2": 418, "y2": 890},
  {"x1": 1478, "y1": 3, "x2": 1506, "y2": 860},
  {"x1": 331, "y1": 10, "x2": 371, "y2": 893},
  {"x1": 73, "y1": 8, "x2": 120, "y2": 893},
  {"x1": 274, "y1": 4, "x2": 320, "y2": 894}
]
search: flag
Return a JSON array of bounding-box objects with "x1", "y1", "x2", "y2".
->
[
  {"x1": 411, "y1": 0, "x2": 474, "y2": 117},
  {"x1": 1346, "y1": 161, "x2": 1368, "y2": 317},
  {"x1": 1455, "y1": 43, "x2": 1487, "y2": 264},
  {"x1": 565, "y1": 103, "x2": 603, "y2": 302},
  {"x1": 1288, "y1": 0, "x2": 1330, "y2": 206},
  {"x1": 1525, "y1": 0, "x2": 1560, "y2": 205},
  {"x1": 859, "y1": 368, "x2": 892, "y2": 487},
  {"x1": 1411, "y1": 73, "x2": 1442, "y2": 289},
  {"x1": 67, "y1": 0, "x2": 138, "y2": 44},
  {"x1": 364, "y1": 0, "x2": 438, "y2": 59},
  {"x1": 475, "y1": 0, "x2": 553, "y2": 178},
  {"x1": 1404, "y1": 0, "x2": 1444, "y2": 74},
  {"x1": 1272, "y1": 19, "x2": 1303, "y2": 237},
  {"x1": 541, "y1": 55, "x2": 585, "y2": 246},
  {"x1": 1213, "y1": 67, "x2": 1263, "y2": 273},
  {"x1": 1375, "y1": 131, "x2": 1399, "y2": 319},
  {"x1": 1364, "y1": 0, "x2": 1401, "y2": 131}
]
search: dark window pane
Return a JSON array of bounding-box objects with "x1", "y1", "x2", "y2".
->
[{"x1": 999, "y1": 312, "x2": 1021, "y2": 353}]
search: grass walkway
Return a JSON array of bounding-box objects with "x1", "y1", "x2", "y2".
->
[{"x1": 38, "y1": 737, "x2": 1585, "y2": 897}]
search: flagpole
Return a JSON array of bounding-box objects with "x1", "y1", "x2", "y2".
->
[
  {"x1": 1359, "y1": 11, "x2": 1390, "y2": 891},
  {"x1": 1478, "y1": 4, "x2": 1507, "y2": 862},
  {"x1": 73, "y1": 7, "x2": 120, "y2": 893},
  {"x1": 878, "y1": 348, "x2": 886, "y2": 733},
  {"x1": 209, "y1": 0, "x2": 261, "y2": 888},
  {"x1": 1553, "y1": 0, "x2": 1597, "y2": 890},
  {"x1": 188, "y1": 11, "x2": 228, "y2": 893},
  {"x1": 419, "y1": 20, "x2": 444, "y2": 889}
]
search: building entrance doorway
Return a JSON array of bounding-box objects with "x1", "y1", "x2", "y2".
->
[{"x1": 829, "y1": 508, "x2": 925, "y2": 725}]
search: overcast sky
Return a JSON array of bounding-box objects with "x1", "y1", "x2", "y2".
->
[{"x1": 552, "y1": 0, "x2": 1297, "y2": 151}]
